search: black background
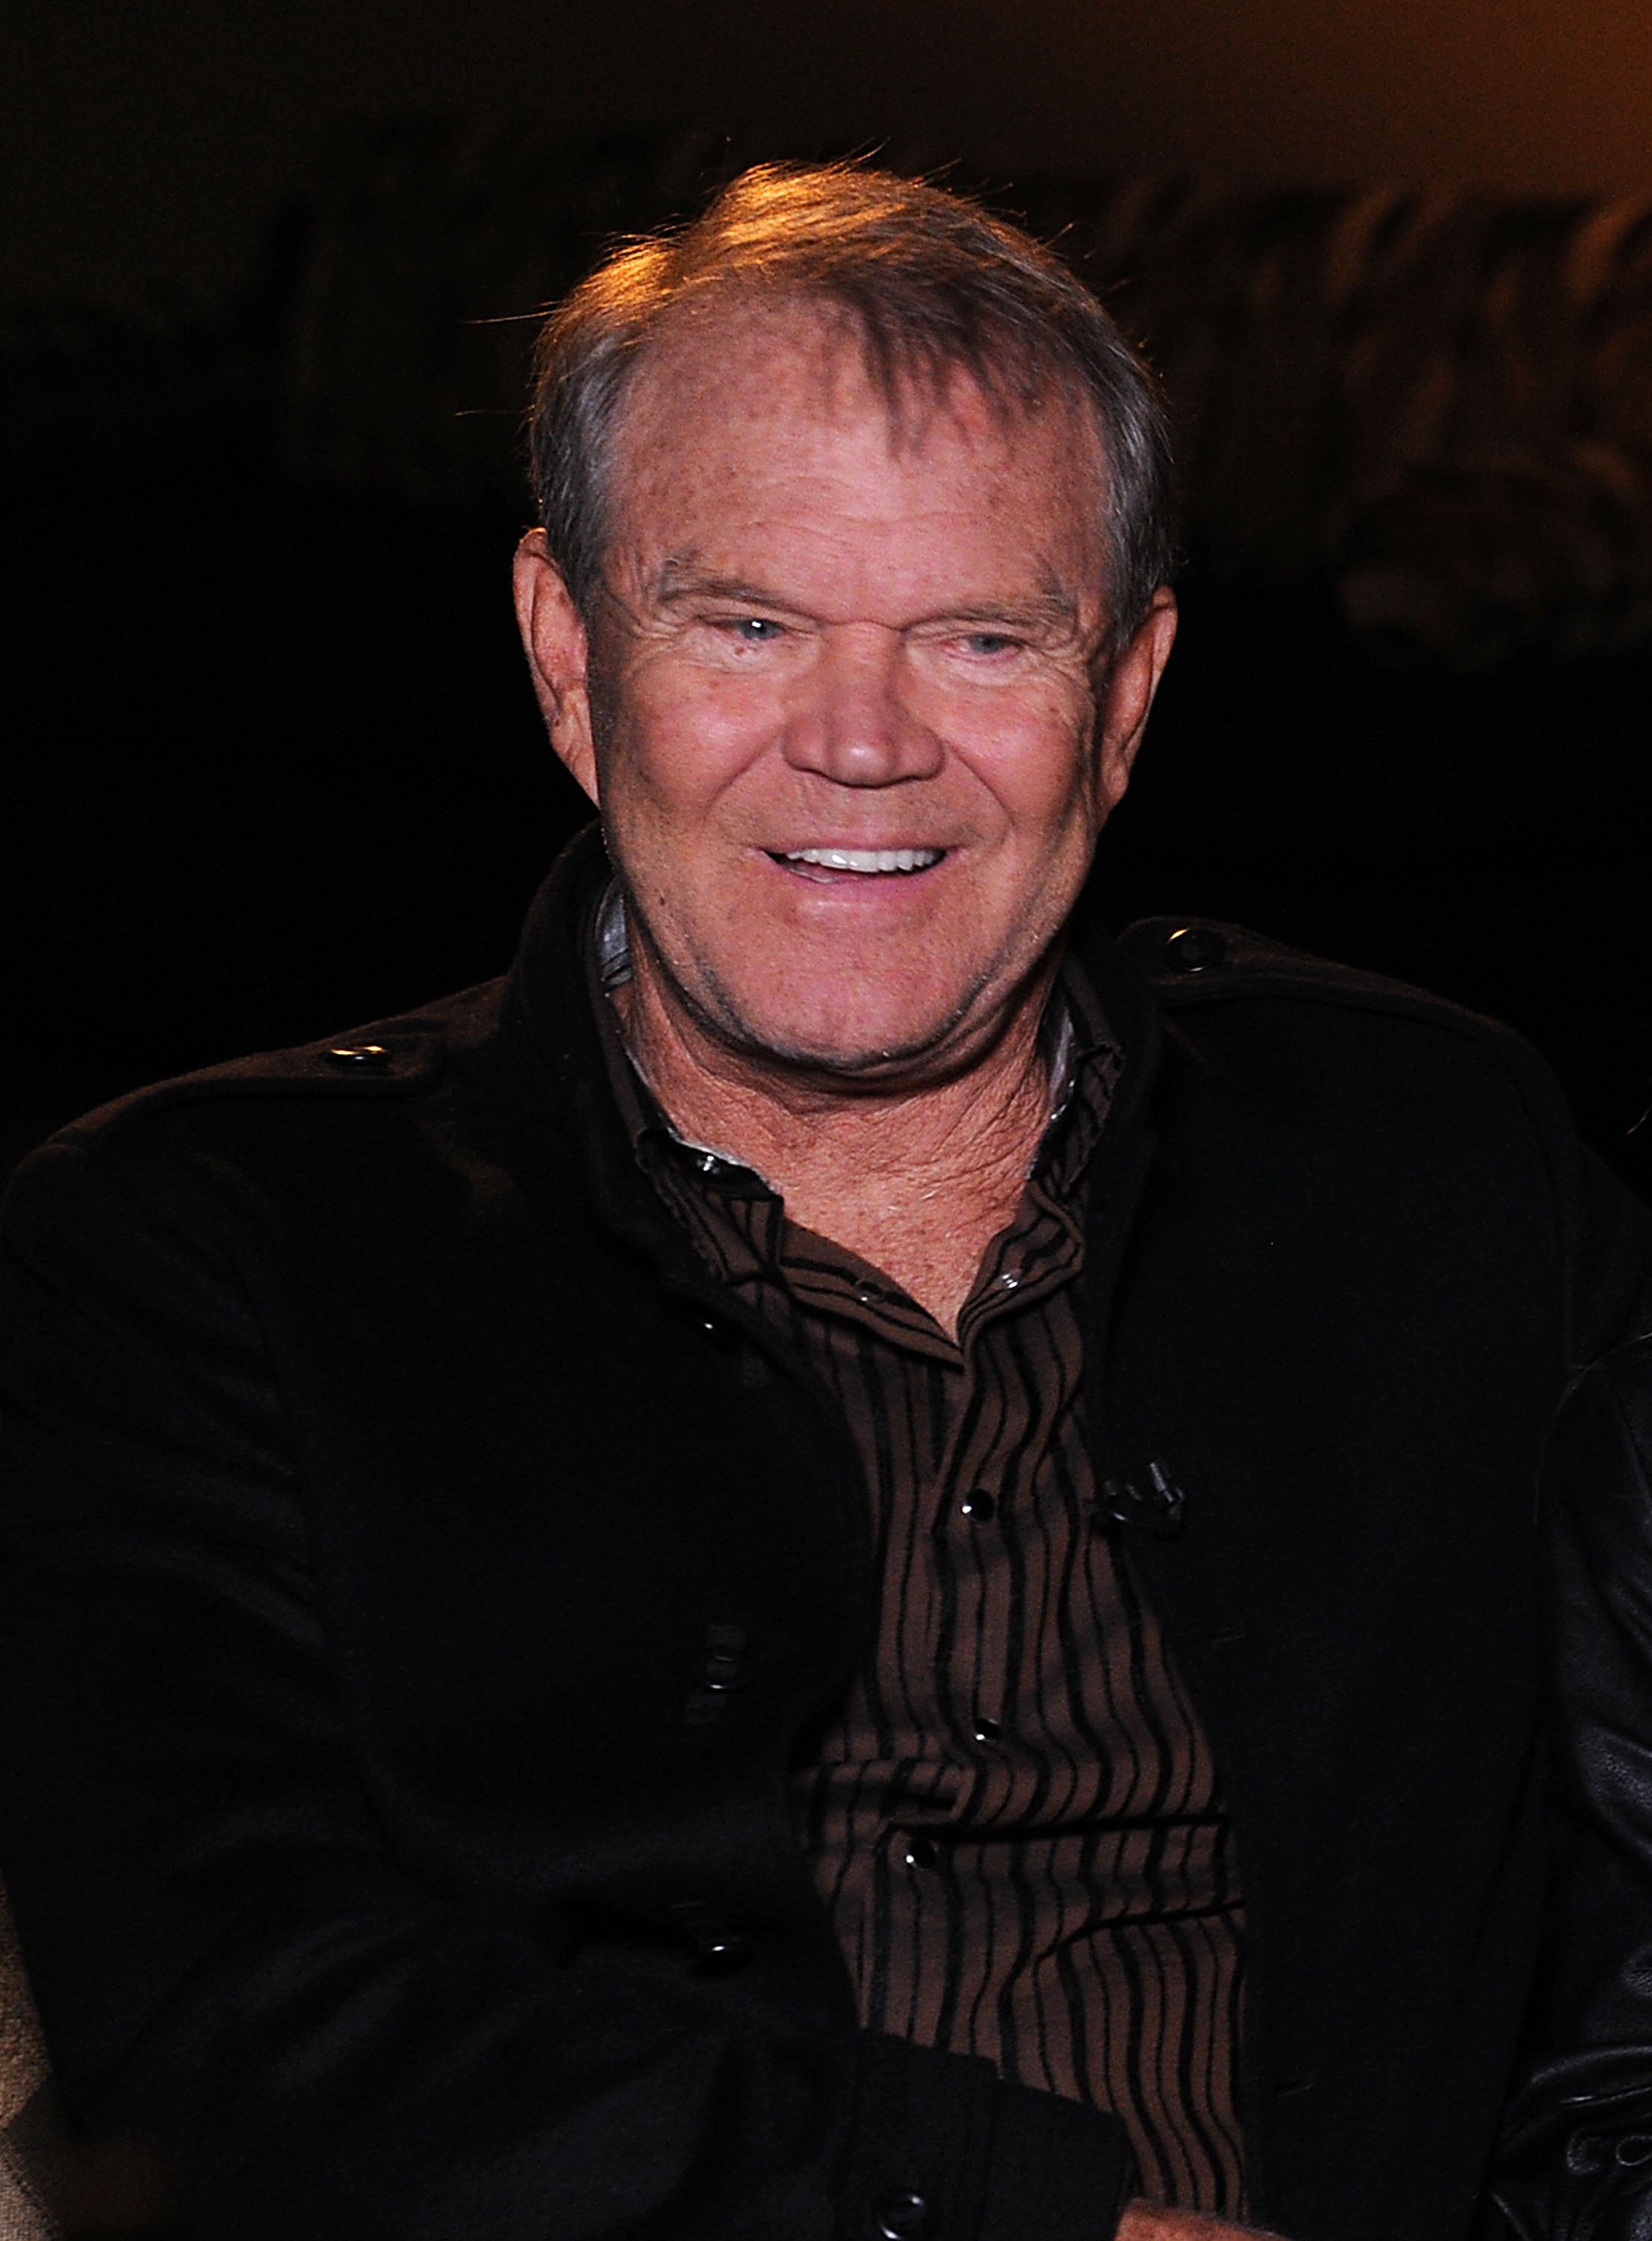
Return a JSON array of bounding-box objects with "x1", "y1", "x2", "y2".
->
[{"x1": 7, "y1": 1, "x2": 1652, "y2": 1190}]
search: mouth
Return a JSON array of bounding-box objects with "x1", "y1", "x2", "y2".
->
[{"x1": 774, "y1": 846, "x2": 945, "y2": 875}]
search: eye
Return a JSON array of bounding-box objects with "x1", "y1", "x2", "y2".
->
[
  {"x1": 948, "y1": 627, "x2": 1034, "y2": 664},
  {"x1": 720, "y1": 616, "x2": 785, "y2": 644}
]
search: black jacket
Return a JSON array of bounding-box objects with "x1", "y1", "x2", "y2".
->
[
  {"x1": 1495, "y1": 1333, "x2": 1652, "y2": 2240},
  {"x1": 1, "y1": 828, "x2": 1648, "y2": 2241}
]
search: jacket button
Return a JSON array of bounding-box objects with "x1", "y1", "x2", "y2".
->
[
  {"x1": 958, "y1": 1492, "x2": 996, "y2": 1522},
  {"x1": 669, "y1": 1901, "x2": 754, "y2": 1971},
  {"x1": 695, "y1": 1924, "x2": 752, "y2": 1969},
  {"x1": 690, "y1": 1308, "x2": 740, "y2": 1350},
  {"x1": 692, "y1": 1648, "x2": 748, "y2": 1691},
  {"x1": 872, "y1": 2189, "x2": 934, "y2": 2239},
  {"x1": 1163, "y1": 924, "x2": 1227, "y2": 974},
  {"x1": 324, "y1": 1044, "x2": 391, "y2": 1070},
  {"x1": 903, "y1": 1834, "x2": 940, "y2": 1871}
]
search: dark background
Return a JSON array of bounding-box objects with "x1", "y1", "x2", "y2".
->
[{"x1": 8, "y1": 0, "x2": 1652, "y2": 1187}]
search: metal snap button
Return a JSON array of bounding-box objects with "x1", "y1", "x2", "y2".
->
[
  {"x1": 872, "y1": 2191, "x2": 934, "y2": 2240},
  {"x1": 1163, "y1": 924, "x2": 1227, "y2": 974}
]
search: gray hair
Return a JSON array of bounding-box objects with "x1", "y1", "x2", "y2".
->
[{"x1": 528, "y1": 161, "x2": 1175, "y2": 657}]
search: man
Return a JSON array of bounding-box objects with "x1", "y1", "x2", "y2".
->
[{"x1": 1, "y1": 163, "x2": 1648, "y2": 2241}]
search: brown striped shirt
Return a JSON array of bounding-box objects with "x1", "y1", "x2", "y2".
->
[{"x1": 589, "y1": 893, "x2": 1247, "y2": 2213}]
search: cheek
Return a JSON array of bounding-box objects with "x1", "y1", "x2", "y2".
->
[
  {"x1": 609, "y1": 666, "x2": 780, "y2": 814},
  {"x1": 943, "y1": 694, "x2": 1100, "y2": 834}
]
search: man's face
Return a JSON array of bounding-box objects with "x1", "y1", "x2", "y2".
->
[{"x1": 518, "y1": 306, "x2": 1174, "y2": 1089}]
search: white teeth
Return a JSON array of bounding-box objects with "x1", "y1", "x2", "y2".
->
[{"x1": 783, "y1": 846, "x2": 943, "y2": 873}]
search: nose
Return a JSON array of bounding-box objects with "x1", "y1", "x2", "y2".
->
[{"x1": 782, "y1": 624, "x2": 943, "y2": 785}]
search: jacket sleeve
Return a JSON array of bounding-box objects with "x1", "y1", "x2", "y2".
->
[
  {"x1": 1494, "y1": 1339, "x2": 1652, "y2": 2240},
  {"x1": 0, "y1": 1123, "x2": 1135, "y2": 2241}
]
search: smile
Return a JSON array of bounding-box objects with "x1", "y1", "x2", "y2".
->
[{"x1": 778, "y1": 846, "x2": 944, "y2": 875}]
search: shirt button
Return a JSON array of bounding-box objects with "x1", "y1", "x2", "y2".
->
[
  {"x1": 872, "y1": 2189, "x2": 934, "y2": 2240},
  {"x1": 972, "y1": 1717, "x2": 1002, "y2": 1744},
  {"x1": 903, "y1": 1835, "x2": 939, "y2": 1871},
  {"x1": 959, "y1": 1493, "x2": 996, "y2": 1522}
]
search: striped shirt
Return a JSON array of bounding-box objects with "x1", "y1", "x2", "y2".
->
[{"x1": 589, "y1": 896, "x2": 1247, "y2": 2213}]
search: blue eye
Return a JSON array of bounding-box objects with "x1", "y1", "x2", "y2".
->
[
  {"x1": 964, "y1": 632, "x2": 1016, "y2": 656},
  {"x1": 730, "y1": 617, "x2": 783, "y2": 642}
]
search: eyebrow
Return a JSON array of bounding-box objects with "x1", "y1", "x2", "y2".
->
[
  {"x1": 653, "y1": 559, "x2": 786, "y2": 610},
  {"x1": 937, "y1": 594, "x2": 1081, "y2": 634},
  {"x1": 650, "y1": 557, "x2": 1082, "y2": 636}
]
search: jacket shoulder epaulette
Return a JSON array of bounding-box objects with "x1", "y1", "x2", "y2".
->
[
  {"x1": 46, "y1": 979, "x2": 507, "y2": 1150},
  {"x1": 1118, "y1": 915, "x2": 1512, "y2": 1046}
]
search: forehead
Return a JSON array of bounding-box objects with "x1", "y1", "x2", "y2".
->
[{"x1": 605, "y1": 302, "x2": 1109, "y2": 602}]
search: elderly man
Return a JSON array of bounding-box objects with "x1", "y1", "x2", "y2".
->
[{"x1": 1, "y1": 164, "x2": 1648, "y2": 2241}]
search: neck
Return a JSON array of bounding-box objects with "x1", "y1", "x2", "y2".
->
[{"x1": 617, "y1": 961, "x2": 1060, "y2": 1338}]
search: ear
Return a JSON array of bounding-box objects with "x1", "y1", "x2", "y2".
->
[
  {"x1": 513, "y1": 529, "x2": 600, "y2": 805},
  {"x1": 1095, "y1": 586, "x2": 1179, "y2": 822}
]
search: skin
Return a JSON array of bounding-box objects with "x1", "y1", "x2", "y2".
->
[
  {"x1": 518, "y1": 304, "x2": 1261, "y2": 2238},
  {"x1": 515, "y1": 302, "x2": 1177, "y2": 1336},
  {"x1": 1117, "y1": 2208, "x2": 1276, "y2": 2241}
]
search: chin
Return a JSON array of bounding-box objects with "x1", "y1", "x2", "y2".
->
[{"x1": 709, "y1": 993, "x2": 986, "y2": 1085}]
